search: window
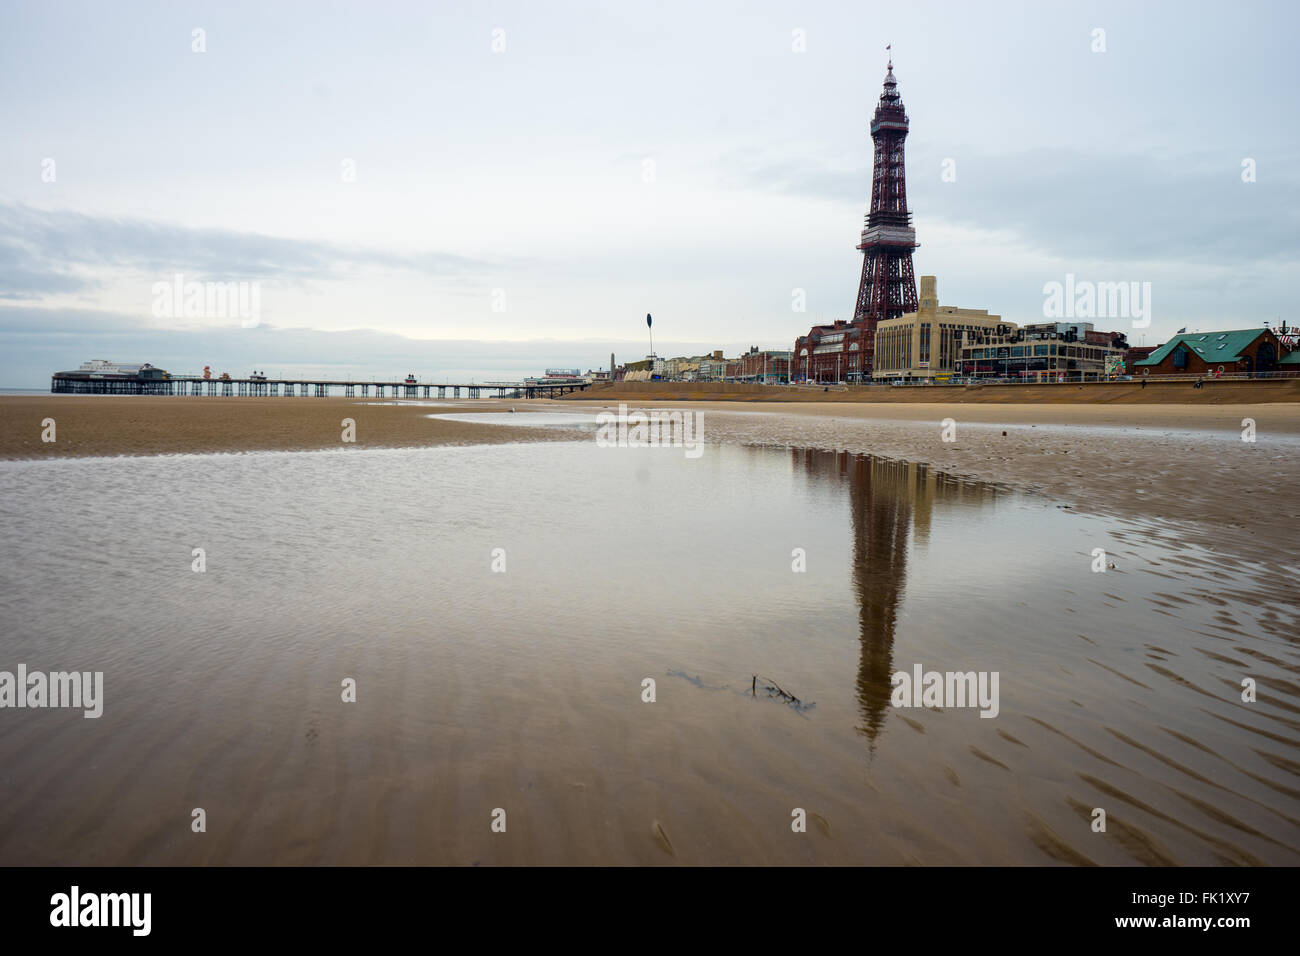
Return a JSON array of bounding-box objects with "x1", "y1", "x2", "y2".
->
[
  {"x1": 1034, "y1": 345, "x2": 1049, "y2": 356},
  {"x1": 1012, "y1": 347, "x2": 1025, "y2": 357},
  {"x1": 1173, "y1": 346, "x2": 1188, "y2": 369}
]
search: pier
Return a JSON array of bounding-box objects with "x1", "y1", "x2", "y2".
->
[{"x1": 50, "y1": 377, "x2": 592, "y2": 399}]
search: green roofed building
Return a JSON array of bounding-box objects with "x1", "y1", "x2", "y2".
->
[{"x1": 1132, "y1": 328, "x2": 1288, "y2": 377}]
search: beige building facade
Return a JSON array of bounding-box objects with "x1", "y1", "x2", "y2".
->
[{"x1": 872, "y1": 276, "x2": 1011, "y2": 380}]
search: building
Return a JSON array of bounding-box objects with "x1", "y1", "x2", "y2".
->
[
  {"x1": 51, "y1": 359, "x2": 171, "y2": 394},
  {"x1": 726, "y1": 347, "x2": 793, "y2": 384},
  {"x1": 794, "y1": 320, "x2": 868, "y2": 383},
  {"x1": 696, "y1": 358, "x2": 724, "y2": 381},
  {"x1": 794, "y1": 57, "x2": 919, "y2": 382},
  {"x1": 621, "y1": 358, "x2": 654, "y2": 382},
  {"x1": 872, "y1": 277, "x2": 1006, "y2": 380},
  {"x1": 851, "y1": 56, "x2": 920, "y2": 368},
  {"x1": 1132, "y1": 328, "x2": 1289, "y2": 377},
  {"x1": 957, "y1": 322, "x2": 1128, "y2": 381},
  {"x1": 1125, "y1": 345, "x2": 1159, "y2": 365}
]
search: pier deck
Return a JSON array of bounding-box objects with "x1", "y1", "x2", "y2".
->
[{"x1": 49, "y1": 378, "x2": 590, "y2": 399}]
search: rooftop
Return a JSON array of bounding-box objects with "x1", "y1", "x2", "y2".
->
[{"x1": 1133, "y1": 329, "x2": 1274, "y2": 366}]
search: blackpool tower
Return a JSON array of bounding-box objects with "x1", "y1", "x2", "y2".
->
[{"x1": 852, "y1": 56, "x2": 919, "y2": 376}]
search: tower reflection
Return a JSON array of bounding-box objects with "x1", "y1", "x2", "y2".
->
[{"x1": 791, "y1": 449, "x2": 996, "y2": 747}]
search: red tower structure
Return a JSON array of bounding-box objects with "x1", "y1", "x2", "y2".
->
[
  {"x1": 794, "y1": 57, "x2": 918, "y2": 383},
  {"x1": 853, "y1": 57, "x2": 918, "y2": 372}
]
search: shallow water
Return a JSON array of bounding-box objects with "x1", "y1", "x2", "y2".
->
[
  {"x1": 0, "y1": 441, "x2": 1295, "y2": 865},
  {"x1": 432, "y1": 411, "x2": 597, "y2": 427}
]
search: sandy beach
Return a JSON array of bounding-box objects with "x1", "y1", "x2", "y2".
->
[{"x1": 0, "y1": 395, "x2": 584, "y2": 459}]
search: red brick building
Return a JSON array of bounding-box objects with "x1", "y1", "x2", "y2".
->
[
  {"x1": 726, "y1": 347, "x2": 793, "y2": 383},
  {"x1": 793, "y1": 321, "x2": 869, "y2": 383}
]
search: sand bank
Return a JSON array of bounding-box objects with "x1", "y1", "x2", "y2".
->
[{"x1": 0, "y1": 395, "x2": 582, "y2": 460}]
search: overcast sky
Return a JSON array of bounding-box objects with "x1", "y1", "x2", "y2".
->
[{"x1": 1, "y1": 0, "x2": 1297, "y2": 385}]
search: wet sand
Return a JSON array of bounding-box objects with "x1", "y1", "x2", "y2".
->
[
  {"x1": 1, "y1": 441, "x2": 1295, "y2": 866},
  {"x1": 0, "y1": 396, "x2": 583, "y2": 459},
  {"x1": 3, "y1": 394, "x2": 1296, "y2": 558},
  {"x1": 1, "y1": 396, "x2": 1297, "y2": 866},
  {"x1": 582, "y1": 400, "x2": 1300, "y2": 564}
]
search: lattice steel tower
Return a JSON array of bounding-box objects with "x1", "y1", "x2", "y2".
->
[{"x1": 852, "y1": 57, "x2": 919, "y2": 376}]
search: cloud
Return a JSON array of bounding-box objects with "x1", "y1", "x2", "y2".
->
[
  {"x1": 0, "y1": 201, "x2": 511, "y2": 298},
  {"x1": 721, "y1": 145, "x2": 1300, "y2": 268}
]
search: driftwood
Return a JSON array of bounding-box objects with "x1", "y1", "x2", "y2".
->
[
  {"x1": 666, "y1": 669, "x2": 814, "y2": 713},
  {"x1": 752, "y1": 674, "x2": 814, "y2": 712}
]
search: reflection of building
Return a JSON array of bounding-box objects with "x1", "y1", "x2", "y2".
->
[
  {"x1": 792, "y1": 449, "x2": 995, "y2": 747},
  {"x1": 873, "y1": 277, "x2": 1006, "y2": 380},
  {"x1": 1133, "y1": 327, "x2": 1289, "y2": 377},
  {"x1": 957, "y1": 322, "x2": 1128, "y2": 382}
]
